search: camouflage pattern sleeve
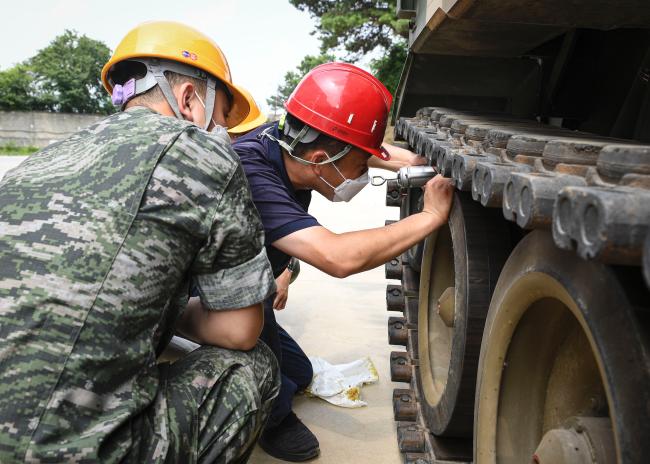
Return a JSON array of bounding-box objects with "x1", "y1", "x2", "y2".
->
[{"x1": 189, "y1": 131, "x2": 276, "y2": 310}]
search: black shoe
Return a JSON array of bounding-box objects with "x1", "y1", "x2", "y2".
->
[{"x1": 258, "y1": 412, "x2": 320, "y2": 462}]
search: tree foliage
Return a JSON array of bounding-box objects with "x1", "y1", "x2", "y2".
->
[
  {"x1": 370, "y1": 41, "x2": 407, "y2": 95},
  {"x1": 0, "y1": 30, "x2": 112, "y2": 114},
  {"x1": 290, "y1": 0, "x2": 408, "y2": 60},
  {"x1": 268, "y1": 1, "x2": 408, "y2": 114},
  {"x1": 0, "y1": 64, "x2": 36, "y2": 111}
]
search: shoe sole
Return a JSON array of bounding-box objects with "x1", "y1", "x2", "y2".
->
[{"x1": 258, "y1": 442, "x2": 320, "y2": 462}]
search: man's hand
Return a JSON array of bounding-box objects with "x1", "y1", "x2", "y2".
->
[
  {"x1": 422, "y1": 175, "x2": 454, "y2": 224},
  {"x1": 273, "y1": 267, "x2": 292, "y2": 310},
  {"x1": 406, "y1": 151, "x2": 427, "y2": 167}
]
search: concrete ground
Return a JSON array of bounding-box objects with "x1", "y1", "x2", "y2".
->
[
  {"x1": 0, "y1": 156, "x2": 403, "y2": 464},
  {"x1": 0, "y1": 156, "x2": 27, "y2": 178}
]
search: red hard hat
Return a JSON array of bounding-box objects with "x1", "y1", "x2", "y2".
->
[{"x1": 285, "y1": 62, "x2": 393, "y2": 160}]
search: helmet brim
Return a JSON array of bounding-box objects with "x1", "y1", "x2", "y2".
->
[
  {"x1": 223, "y1": 83, "x2": 251, "y2": 129},
  {"x1": 228, "y1": 111, "x2": 268, "y2": 135},
  {"x1": 364, "y1": 144, "x2": 391, "y2": 161}
]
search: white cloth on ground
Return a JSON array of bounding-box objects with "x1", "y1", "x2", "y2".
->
[{"x1": 306, "y1": 356, "x2": 379, "y2": 408}]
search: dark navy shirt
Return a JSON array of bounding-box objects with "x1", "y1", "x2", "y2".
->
[{"x1": 233, "y1": 122, "x2": 319, "y2": 277}]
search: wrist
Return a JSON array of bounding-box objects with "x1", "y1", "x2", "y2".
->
[{"x1": 420, "y1": 209, "x2": 445, "y2": 228}]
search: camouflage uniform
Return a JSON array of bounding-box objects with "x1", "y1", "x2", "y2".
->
[{"x1": 0, "y1": 107, "x2": 279, "y2": 463}]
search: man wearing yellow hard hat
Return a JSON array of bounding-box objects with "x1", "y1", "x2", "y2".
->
[
  {"x1": 228, "y1": 86, "x2": 268, "y2": 139},
  {"x1": 0, "y1": 21, "x2": 280, "y2": 464}
]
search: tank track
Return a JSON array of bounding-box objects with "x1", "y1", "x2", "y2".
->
[{"x1": 396, "y1": 107, "x2": 650, "y2": 269}]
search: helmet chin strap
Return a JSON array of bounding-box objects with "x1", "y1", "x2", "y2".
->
[
  {"x1": 202, "y1": 77, "x2": 216, "y2": 130},
  {"x1": 150, "y1": 61, "x2": 183, "y2": 119}
]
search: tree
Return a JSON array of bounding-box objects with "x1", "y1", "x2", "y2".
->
[
  {"x1": 0, "y1": 64, "x2": 36, "y2": 111},
  {"x1": 0, "y1": 30, "x2": 113, "y2": 114},
  {"x1": 290, "y1": 0, "x2": 409, "y2": 61},
  {"x1": 267, "y1": 53, "x2": 335, "y2": 115},
  {"x1": 29, "y1": 30, "x2": 113, "y2": 114},
  {"x1": 369, "y1": 41, "x2": 407, "y2": 96}
]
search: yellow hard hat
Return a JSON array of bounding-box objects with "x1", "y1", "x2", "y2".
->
[
  {"x1": 228, "y1": 86, "x2": 268, "y2": 135},
  {"x1": 101, "y1": 21, "x2": 249, "y2": 128}
]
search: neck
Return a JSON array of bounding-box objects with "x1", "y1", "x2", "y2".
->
[{"x1": 124, "y1": 99, "x2": 175, "y2": 117}]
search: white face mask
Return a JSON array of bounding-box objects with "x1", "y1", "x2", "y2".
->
[{"x1": 319, "y1": 157, "x2": 369, "y2": 202}]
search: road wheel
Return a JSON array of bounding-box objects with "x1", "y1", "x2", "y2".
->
[
  {"x1": 415, "y1": 192, "x2": 511, "y2": 437},
  {"x1": 474, "y1": 231, "x2": 650, "y2": 464}
]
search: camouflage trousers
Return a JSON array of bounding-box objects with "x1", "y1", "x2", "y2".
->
[{"x1": 128, "y1": 341, "x2": 280, "y2": 464}]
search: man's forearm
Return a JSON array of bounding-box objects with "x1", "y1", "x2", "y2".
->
[
  {"x1": 368, "y1": 156, "x2": 405, "y2": 172},
  {"x1": 368, "y1": 143, "x2": 426, "y2": 172},
  {"x1": 274, "y1": 176, "x2": 454, "y2": 279},
  {"x1": 176, "y1": 298, "x2": 264, "y2": 350},
  {"x1": 327, "y1": 211, "x2": 443, "y2": 277}
]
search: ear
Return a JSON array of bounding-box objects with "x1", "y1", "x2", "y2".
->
[
  {"x1": 176, "y1": 82, "x2": 196, "y2": 121},
  {"x1": 305, "y1": 149, "x2": 328, "y2": 176}
]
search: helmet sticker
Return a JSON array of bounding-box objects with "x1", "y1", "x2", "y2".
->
[{"x1": 181, "y1": 50, "x2": 197, "y2": 60}]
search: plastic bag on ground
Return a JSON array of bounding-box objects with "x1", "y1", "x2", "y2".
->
[{"x1": 306, "y1": 356, "x2": 379, "y2": 408}]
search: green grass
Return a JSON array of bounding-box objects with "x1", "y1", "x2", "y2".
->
[{"x1": 0, "y1": 143, "x2": 39, "y2": 156}]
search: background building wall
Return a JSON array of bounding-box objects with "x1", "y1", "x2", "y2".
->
[{"x1": 0, "y1": 111, "x2": 105, "y2": 148}]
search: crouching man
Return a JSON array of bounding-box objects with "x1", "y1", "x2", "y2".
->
[{"x1": 0, "y1": 21, "x2": 279, "y2": 464}]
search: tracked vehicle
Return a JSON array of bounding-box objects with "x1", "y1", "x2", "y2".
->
[{"x1": 385, "y1": 2, "x2": 650, "y2": 463}]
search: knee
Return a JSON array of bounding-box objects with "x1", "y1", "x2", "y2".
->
[
  {"x1": 207, "y1": 342, "x2": 280, "y2": 398},
  {"x1": 173, "y1": 343, "x2": 280, "y2": 402},
  {"x1": 233, "y1": 342, "x2": 280, "y2": 431},
  {"x1": 248, "y1": 341, "x2": 281, "y2": 402},
  {"x1": 294, "y1": 360, "x2": 313, "y2": 391},
  {"x1": 170, "y1": 344, "x2": 280, "y2": 460}
]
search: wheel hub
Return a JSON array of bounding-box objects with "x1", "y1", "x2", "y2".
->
[{"x1": 532, "y1": 417, "x2": 615, "y2": 464}]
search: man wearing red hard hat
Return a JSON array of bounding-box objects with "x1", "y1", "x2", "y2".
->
[{"x1": 233, "y1": 62, "x2": 453, "y2": 461}]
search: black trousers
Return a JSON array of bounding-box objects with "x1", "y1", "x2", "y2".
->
[{"x1": 259, "y1": 295, "x2": 314, "y2": 428}]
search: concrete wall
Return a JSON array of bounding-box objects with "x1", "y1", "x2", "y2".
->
[{"x1": 0, "y1": 111, "x2": 106, "y2": 148}]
